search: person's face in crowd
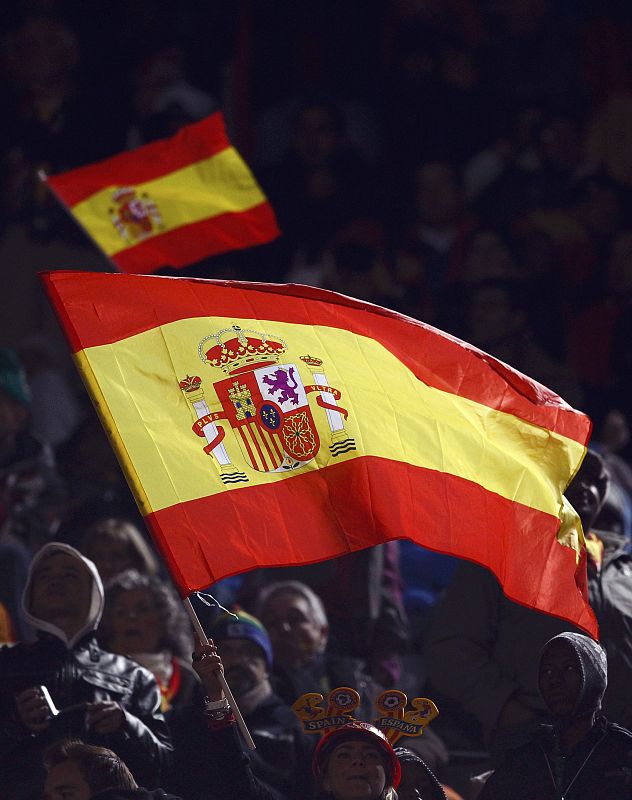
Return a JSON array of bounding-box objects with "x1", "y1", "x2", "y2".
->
[
  {"x1": 30, "y1": 552, "x2": 91, "y2": 628},
  {"x1": 608, "y1": 232, "x2": 632, "y2": 298},
  {"x1": 539, "y1": 641, "x2": 582, "y2": 718},
  {"x1": 293, "y1": 105, "x2": 340, "y2": 167},
  {"x1": 564, "y1": 456, "x2": 605, "y2": 532},
  {"x1": 599, "y1": 409, "x2": 630, "y2": 454},
  {"x1": 44, "y1": 760, "x2": 91, "y2": 800},
  {"x1": 577, "y1": 182, "x2": 621, "y2": 239},
  {"x1": 88, "y1": 537, "x2": 137, "y2": 584},
  {"x1": 397, "y1": 760, "x2": 439, "y2": 800},
  {"x1": 323, "y1": 740, "x2": 387, "y2": 800},
  {"x1": 539, "y1": 117, "x2": 581, "y2": 173},
  {"x1": 6, "y1": 17, "x2": 79, "y2": 96},
  {"x1": 415, "y1": 163, "x2": 462, "y2": 229},
  {"x1": 466, "y1": 285, "x2": 523, "y2": 348},
  {"x1": 0, "y1": 389, "x2": 28, "y2": 447},
  {"x1": 260, "y1": 590, "x2": 328, "y2": 668},
  {"x1": 217, "y1": 638, "x2": 268, "y2": 696},
  {"x1": 108, "y1": 587, "x2": 161, "y2": 654},
  {"x1": 463, "y1": 231, "x2": 518, "y2": 284}
]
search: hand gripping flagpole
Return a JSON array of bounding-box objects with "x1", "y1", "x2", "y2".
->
[{"x1": 184, "y1": 596, "x2": 256, "y2": 750}]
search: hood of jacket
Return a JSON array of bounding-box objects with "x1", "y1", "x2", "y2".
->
[
  {"x1": 540, "y1": 632, "x2": 607, "y2": 719},
  {"x1": 22, "y1": 541, "x2": 104, "y2": 648},
  {"x1": 393, "y1": 747, "x2": 447, "y2": 800}
]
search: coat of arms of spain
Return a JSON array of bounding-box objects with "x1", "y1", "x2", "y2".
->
[{"x1": 179, "y1": 325, "x2": 356, "y2": 485}]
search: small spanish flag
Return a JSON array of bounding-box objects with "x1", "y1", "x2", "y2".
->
[
  {"x1": 45, "y1": 113, "x2": 279, "y2": 274},
  {"x1": 41, "y1": 271, "x2": 596, "y2": 636}
]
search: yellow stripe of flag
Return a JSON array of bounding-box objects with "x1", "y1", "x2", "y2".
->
[
  {"x1": 76, "y1": 317, "x2": 585, "y2": 516},
  {"x1": 71, "y1": 149, "x2": 268, "y2": 256}
]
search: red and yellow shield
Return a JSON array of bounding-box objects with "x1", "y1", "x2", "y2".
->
[{"x1": 214, "y1": 363, "x2": 320, "y2": 472}]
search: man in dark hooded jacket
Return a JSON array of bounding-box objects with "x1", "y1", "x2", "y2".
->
[
  {"x1": 0, "y1": 542, "x2": 172, "y2": 800},
  {"x1": 479, "y1": 632, "x2": 632, "y2": 799}
]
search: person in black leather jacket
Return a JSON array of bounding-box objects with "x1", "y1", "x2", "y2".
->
[{"x1": 0, "y1": 542, "x2": 173, "y2": 800}]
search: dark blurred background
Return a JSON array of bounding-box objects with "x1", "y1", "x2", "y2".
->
[{"x1": 2, "y1": 0, "x2": 632, "y2": 446}]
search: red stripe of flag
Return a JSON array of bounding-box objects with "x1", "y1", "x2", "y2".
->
[
  {"x1": 146, "y1": 455, "x2": 595, "y2": 636},
  {"x1": 41, "y1": 272, "x2": 589, "y2": 444},
  {"x1": 47, "y1": 113, "x2": 230, "y2": 206},
  {"x1": 112, "y1": 203, "x2": 278, "y2": 273}
]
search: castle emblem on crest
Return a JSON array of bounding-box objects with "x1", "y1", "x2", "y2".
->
[
  {"x1": 109, "y1": 186, "x2": 163, "y2": 243},
  {"x1": 179, "y1": 325, "x2": 356, "y2": 485}
]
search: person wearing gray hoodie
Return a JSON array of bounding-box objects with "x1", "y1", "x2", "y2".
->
[
  {"x1": 478, "y1": 632, "x2": 632, "y2": 799},
  {"x1": 0, "y1": 542, "x2": 172, "y2": 800}
]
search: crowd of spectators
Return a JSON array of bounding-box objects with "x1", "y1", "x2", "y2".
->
[
  {"x1": 3, "y1": 1, "x2": 632, "y2": 798},
  {"x1": 3, "y1": 1, "x2": 632, "y2": 436}
]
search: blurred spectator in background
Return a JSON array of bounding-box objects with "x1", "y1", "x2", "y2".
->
[
  {"x1": 266, "y1": 98, "x2": 376, "y2": 285},
  {"x1": 256, "y1": 578, "x2": 381, "y2": 721},
  {"x1": 17, "y1": 333, "x2": 82, "y2": 450},
  {"x1": 380, "y1": 7, "x2": 487, "y2": 182},
  {"x1": 125, "y1": 46, "x2": 217, "y2": 147},
  {"x1": 458, "y1": 228, "x2": 523, "y2": 285},
  {"x1": 56, "y1": 414, "x2": 141, "y2": 540},
  {"x1": 591, "y1": 407, "x2": 632, "y2": 510},
  {"x1": 98, "y1": 569, "x2": 197, "y2": 711},
  {"x1": 529, "y1": 173, "x2": 623, "y2": 313},
  {"x1": 456, "y1": 277, "x2": 583, "y2": 407},
  {"x1": 324, "y1": 237, "x2": 390, "y2": 306},
  {"x1": 240, "y1": 543, "x2": 409, "y2": 691},
  {"x1": 607, "y1": 232, "x2": 632, "y2": 437},
  {"x1": 478, "y1": 0, "x2": 584, "y2": 113},
  {"x1": 397, "y1": 544, "x2": 458, "y2": 652},
  {"x1": 0, "y1": 348, "x2": 64, "y2": 552},
  {"x1": 79, "y1": 517, "x2": 159, "y2": 585},
  {"x1": 255, "y1": 580, "x2": 329, "y2": 704},
  {"x1": 0, "y1": 14, "x2": 126, "y2": 240},
  {"x1": 387, "y1": 161, "x2": 475, "y2": 324}
]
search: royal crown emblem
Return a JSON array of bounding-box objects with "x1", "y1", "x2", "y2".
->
[
  {"x1": 292, "y1": 687, "x2": 439, "y2": 747},
  {"x1": 179, "y1": 325, "x2": 356, "y2": 484},
  {"x1": 109, "y1": 186, "x2": 163, "y2": 243}
]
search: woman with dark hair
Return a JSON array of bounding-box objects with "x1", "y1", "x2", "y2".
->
[
  {"x1": 43, "y1": 738, "x2": 181, "y2": 799},
  {"x1": 98, "y1": 570, "x2": 198, "y2": 711},
  {"x1": 44, "y1": 738, "x2": 138, "y2": 796}
]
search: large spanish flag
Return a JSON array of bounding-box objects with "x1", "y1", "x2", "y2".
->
[
  {"x1": 45, "y1": 113, "x2": 279, "y2": 274},
  {"x1": 42, "y1": 271, "x2": 596, "y2": 636}
]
